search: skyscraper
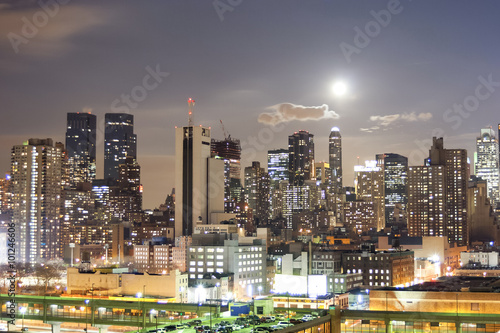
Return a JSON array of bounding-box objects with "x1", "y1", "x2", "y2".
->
[
  {"x1": 244, "y1": 161, "x2": 270, "y2": 226},
  {"x1": 408, "y1": 137, "x2": 468, "y2": 246},
  {"x1": 174, "y1": 100, "x2": 224, "y2": 237},
  {"x1": 354, "y1": 160, "x2": 385, "y2": 231},
  {"x1": 267, "y1": 148, "x2": 289, "y2": 182},
  {"x1": 376, "y1": 153, "x2": 408, "y2": 227},
  {"x1": 329, "y1": 127, "x2": 342, "y2": 193},
  {"x1": 104, "y1": 113, "x2": 137, "y2": 180},
  {"x1": 475, "y1": 128, "x2": 500, "y2": 207},
  {"x1": 11, "y1": 139, "x2": 63, "y2": 263},
  {"x1": 65, "y1": 112, "x2": 97, "y2": 187},
  {"x1": 288, "y1": 130, "x2": 314, "y2": 186},
  {"x1": 211, "y1": 137, "x2": 242, "y2": 212}
]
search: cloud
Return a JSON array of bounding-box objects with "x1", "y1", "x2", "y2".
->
[
  {"x1": 0, "y1": 3, "x2": 108, "y2": 58},
  {"x1": 362, "y1": 112, "x2": 432, "y2": 131},
  {"x1": 258, "y1": 103, "x2": 339, "y2": 125}
]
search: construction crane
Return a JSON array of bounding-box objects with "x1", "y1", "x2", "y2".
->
[{"x1": 219, "y1": 119, "x2": 231, "y2": 140}]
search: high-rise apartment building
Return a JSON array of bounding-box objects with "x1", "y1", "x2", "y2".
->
[
  {"x1": 475, "y1": 128, "x2": 500, "y2": 207},
  {"x1": 112, "y1": 156, "x2": 143, "y2": 222},
  {"x1": 354, "y1": 160, "x2": 385, "y2": 231},
  {"x1": 408, "y1": 137, "x2": 468, "y2": 246},
  {"x1": 376, "y1": 153, "x2": 408, "y2": 227},
  {"x1": 174, "y1": 101, "x2": 224, "y2": 237},
  {"x1": 329, "y1": 127, "x2": 342, "y2": 193},
  {"x1": 11, "y1": 139, "x2": 63, "y2": 263},
  {"x1": 66, "y1": 112, "x2": 97, "y2": 187},
  {"x1": 288, "y1": 130, "x2": 315, "y2": 186},
  {"x1": 104, "y1": 113, "x2": 137, "y2": 180},
  {"x1": 244, "y1": 161, "x2": 270, "y2": 226}
]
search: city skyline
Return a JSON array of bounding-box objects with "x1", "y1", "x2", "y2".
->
[{"x1": 1, "y1": 1, "x2": 500, "y2": 209}]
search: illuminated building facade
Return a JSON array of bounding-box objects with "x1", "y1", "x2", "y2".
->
[
  {"x1": 112, "y1": 156, "x2": 143, "y2": 222},
  {"x1": 268, "y1": 148, "x2": 289, "y2": 182},
  {"x1": 281, "y1": 181, "x2": 314, "y2": 228},
  {"x1": 329, "y1": 127, "x2": 342, "y2": 193},
  {"x1": 475, "y1": 128, "x2": 500, "y2": 207},
  {"x1": 376, "y1": 153, "x2": 408, "y2": 227},
  {"x1": 65, "y1": 112, "x2": 96, "y2": 187},
  {"x1": 188, "y1": 235, "x2": 266, "y2": 299},
  {"x1": 343, "y1": 247, "x2": 415, "y2": 287},
  {"x1": 343, "y1": 200, "x2": 376, "y2": 234},
  {"x1": 354, "y1": 160, "x2": 385, "y2": 231},
  {"x1": 244, "y1": 161, "x2": 270, "y2": 226},
  {"x1": 11, "y1": 138, "x2": 63, "y2": 263},
  {"x1": 134, "y1": 242, "x2": 173, "y2": 274},
  {"x1": 104, "y1": 113, "x2": 137, "y2": 180},
  {"x1": 0, "y1": 176, "x2": 11, "y2": 215},
  {"x1": 289, "y1": 130, "x2": 315, "y2": 186},
  {"x1": 408, "y1": 138, "x2": 468, "y2": 247}
]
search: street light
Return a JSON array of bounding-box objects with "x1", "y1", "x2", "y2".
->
[
  {"x1": 20, "y1": 307, "x2": 26, "y2": 331},
  {"x1": 179, "y1": 287, "x2": 184, "y2": 325},
  {"x1": 91, "y1": 283, "x2": 95, "y2": 327},
  {"x1": 85, "y1": 300, "x2": 90, "y2": 332},
  {"x1": 136, "y1": 292, "x2": 142, "y2": 333}
]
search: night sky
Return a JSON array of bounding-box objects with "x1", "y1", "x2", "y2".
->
[{"x1": 1, "y1": 1, "x2": 499, "y2": 209}]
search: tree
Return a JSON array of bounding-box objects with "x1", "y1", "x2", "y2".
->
[{"x1": 35, "y1": 262, "x2": 63, "y2": 294}]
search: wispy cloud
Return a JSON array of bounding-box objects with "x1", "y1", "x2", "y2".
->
[
  {"x1": 258, "y1": 103, "x2": 339, "y2": 126},
  {"x1": 0, "y1": 3, "x2": 108, "y2": 58},
  {"x1": 361, "y1": 112, "x2": 432, "y2": 132}
]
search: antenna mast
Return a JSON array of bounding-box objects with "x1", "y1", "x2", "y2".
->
[{"x1": 188, "y1": 98, "x2": 195, "y2": 126}]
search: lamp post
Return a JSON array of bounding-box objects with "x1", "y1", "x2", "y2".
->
[
  {"x1": 286, "y1": 292, "x2": 290, "y2": 323},
  {"x1": 179, "y1": 287, "x2": 184, "y2": 325},
  {"x1": 85, "y1": 300, "x2": 90, "y2": 332},
  {"x1": 91, "y1": 283, "x2": 95, "y2": 327},
  {"x1": 136, "y1": 292, "x2": 143, "y2": 333},
  {"x1": 20, "y1": 307, "x2": 26, "y2": 331}
]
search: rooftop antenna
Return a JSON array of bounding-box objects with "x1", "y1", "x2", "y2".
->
[{"x1": 188, "y1": 98, "x2": 195, "y2": 126}]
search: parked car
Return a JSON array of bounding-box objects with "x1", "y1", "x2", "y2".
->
[
  {"x1": 250, "y1": 327, "x2": 271, "y2": 333},
  {"x1": 302, "y1": 314, "x2": 314, "y2": 322},
  {"x1": 276, "y1": 321, "x2": 294, "y2": 328},
  {"x1": 163, "y1": 326, "x2": 177, "y2": 332},
  {"x1": 289, "y1": 319, "x2": 303, "y2": 325}
]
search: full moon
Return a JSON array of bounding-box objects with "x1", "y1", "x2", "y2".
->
[{"x1": 332, "y1": 82, "x2": 347, "y2": 96}]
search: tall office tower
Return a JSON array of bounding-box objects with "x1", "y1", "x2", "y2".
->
[
  {"x1": 104, "y1": 113, "x2": 137, "y2": 180},
  {"x1": 112, "y1": 156, "x2": 143, "y2": 222},
  {"x1": 174, "y1": 99, "x2": 224, "y2": 237},
  {"x1": 211, "y1": 137, "x2": 242, "y2": 213},
  {"x1": 376, "y1": 153, "x2": 408, "y2": 227},
  {"x1": 268, "y1": 149, "x2": 289, "y2": 182},
  {"x1": 408, "y1": 137, "x2": 468, "y2": 246},
  {"x1": 281, "y1": 181, "x2": 314, "y2": 228},
  {"x1": 288, "y1": 130, "x2": 315, "y2": 186},
  {"x1": 65, "y1": 112, "x2": 97, "y2": 187},
  {"x1": 92, "y1": 178, "x2": 116, "y2": 224},
  {"x1": 475, "y1": 128, "x2": 500, "y2": 207},
  {"x1": 315, "y1": 162, "x2": 331, "y2": 186},
  {"x1": 354, "y1": 160, "x2": 385, "y2": 231},
  {"x1": 61, "y1": 182, "x2": 94, "y2": 256},
  {"x1": 329, "y1": 127, "x2": 342, "y2": 193},
  {"x1": 11, "y1": 139, "x2": 63, "y2": 263},
  {"x1": 244, "y1": 161, "x2": 270, "y2": 226}
]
